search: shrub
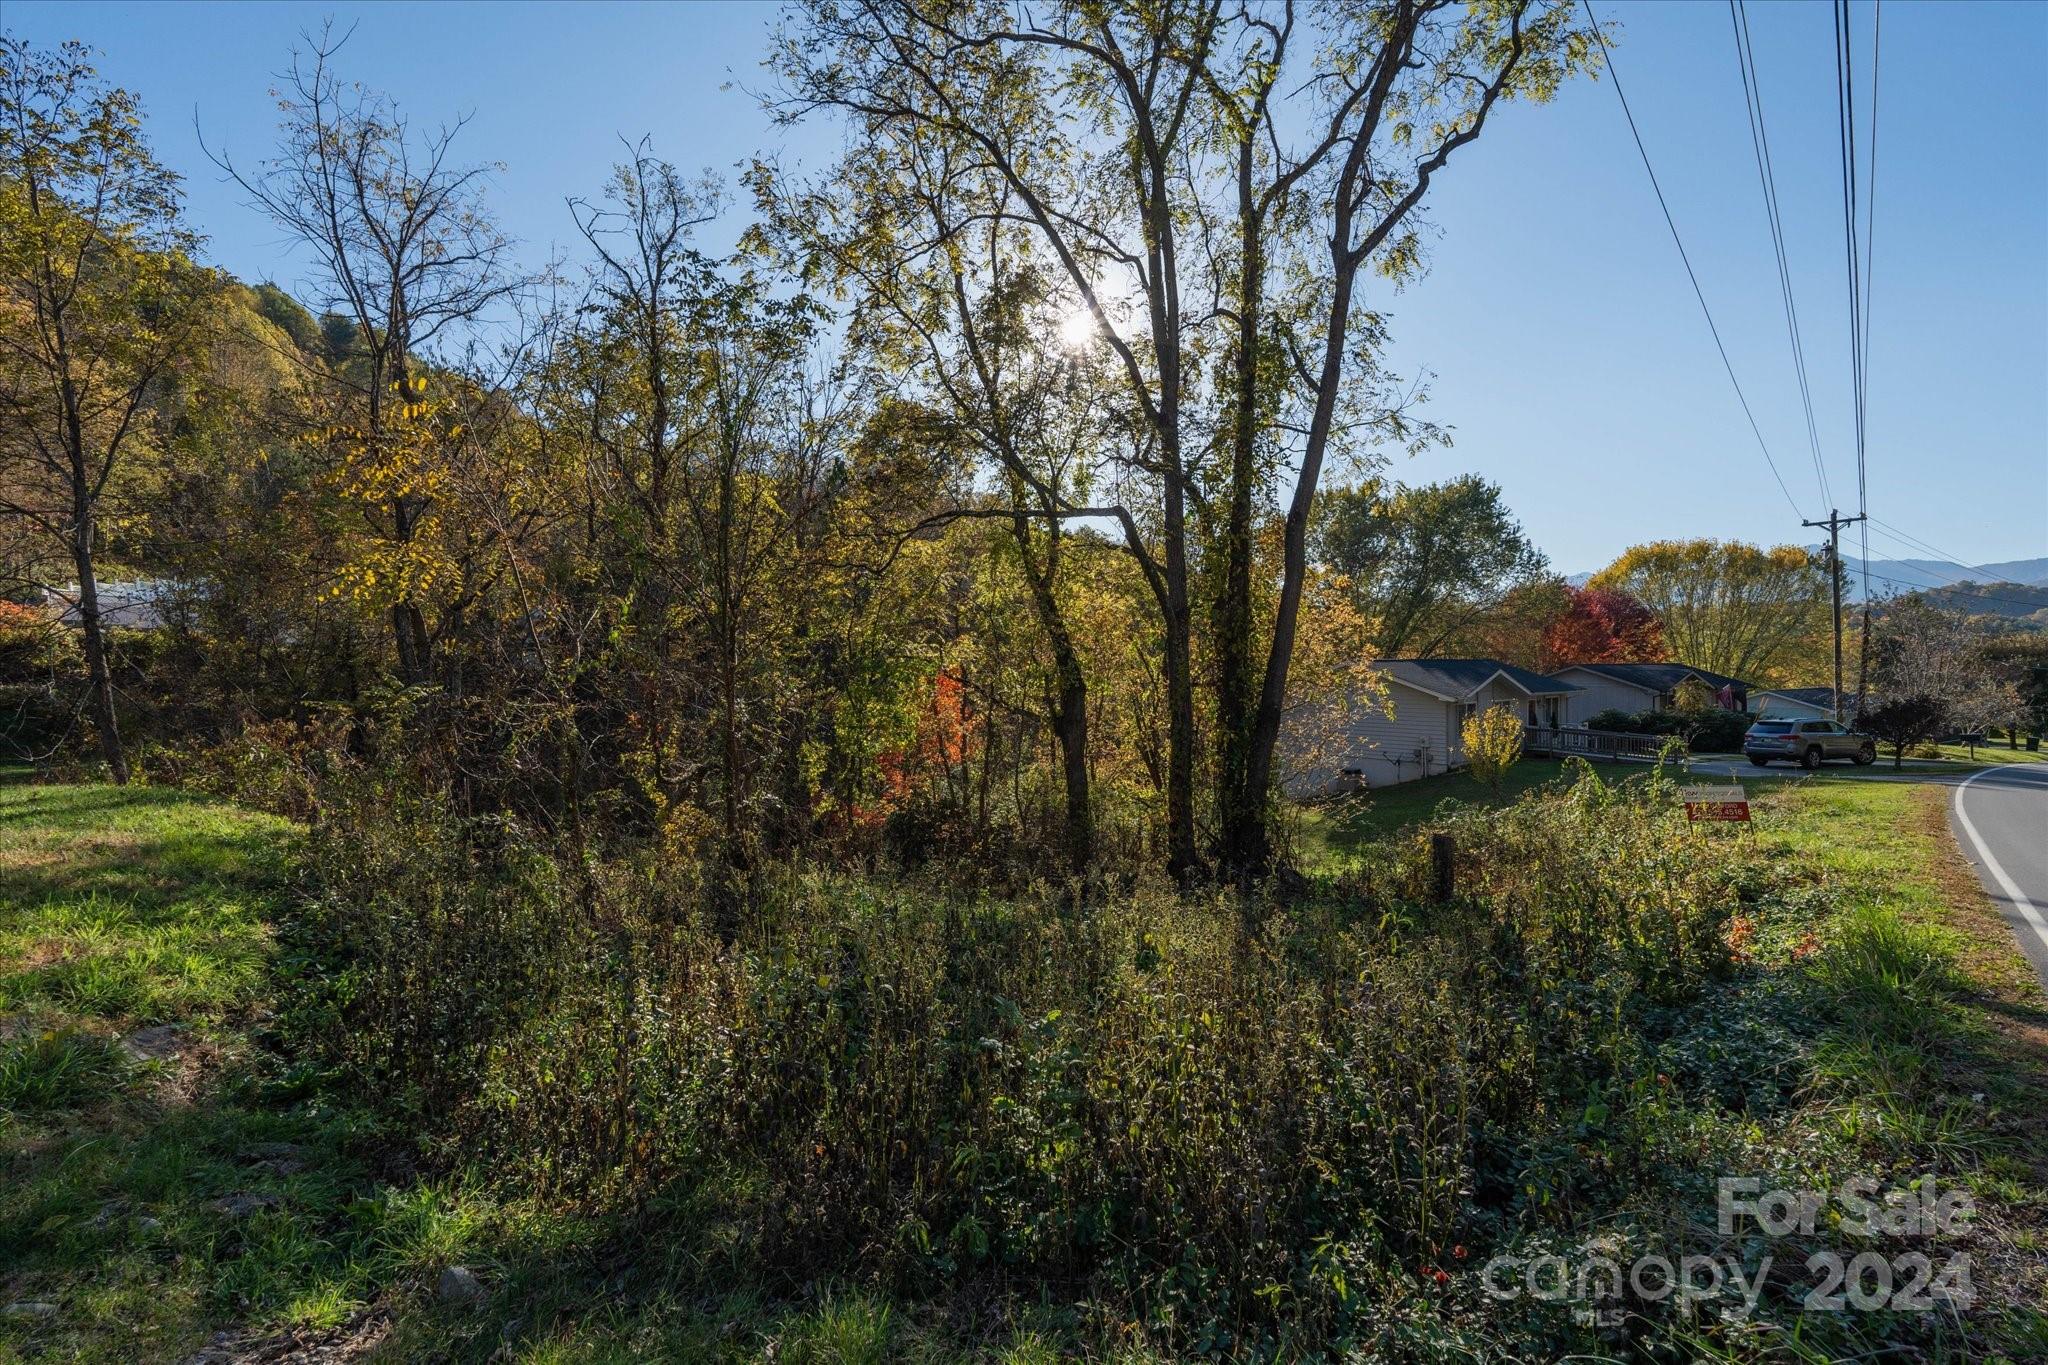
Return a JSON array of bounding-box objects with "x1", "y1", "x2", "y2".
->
[
  {"x1": 285, "y1": 759, "x2": 1777, "y2": 1349},
  {"x1": 1587, "y1": 706, "x2": 1749, "y2": 753},
  {"x1": 148, "y1": 713, "x2": 353, "y2": 820},
  {"x1": 1460, "y1": 703, "x2": 1524, "y2": 792}
]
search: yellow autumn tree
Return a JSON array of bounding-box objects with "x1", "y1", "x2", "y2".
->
[
  {"x1": 1461, "y1": 703, "x2": 1525, "y2": 794},
  {"x1": 315, "y1": 376, "x2": 461, "y2": 631}
]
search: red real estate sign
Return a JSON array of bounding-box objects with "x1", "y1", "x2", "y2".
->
[{"x1": 1679, "y1": 784, "x2": 1750, "y2": 823}]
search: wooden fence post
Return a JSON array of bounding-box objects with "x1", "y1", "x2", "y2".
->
[{"x1": 1430, "y1": 833, "x2": 1456, "y2": 904}]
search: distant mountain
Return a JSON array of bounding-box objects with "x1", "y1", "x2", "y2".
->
[
  {"x1": 1912, "y1": 579, "x2": 2048, "y2": 627},
  {"x1": 1843, "y1": 555, "x2": 2048, "y2": 597},
  {"x1": 1564, "y1": 556, "x2": 2048, "y2": 598}
]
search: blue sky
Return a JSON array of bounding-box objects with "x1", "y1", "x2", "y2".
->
[{"x1": 9, "y1": 0, "x2": 2045, "y2": 575}]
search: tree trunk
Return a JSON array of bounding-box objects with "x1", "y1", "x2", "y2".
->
[
  {"x1": 1232, "y1": 270, "x2": 1361, "y2": 885},
  {"x1": 1161, "y1": 479, "x2": 1200, "y2": 884},
  {"x1": 70, "y1": 538, "x2": 129, "y2": 785},
  {"x1": 1012, "y1": 516, "x2": 1094, "y2": 878},
  {"x1": 391, "y1": 601, "x2": 431, "y2": 685},
  {"x1": 1036, "y1": 613, "x2": 1093, "y2": 879},
  {"x1": 1213, "y1": 154, "x2": 1266, "y2": 882},
  {"x1": 1052, "y1": 678, "x2": 1091, "y2": 876}
]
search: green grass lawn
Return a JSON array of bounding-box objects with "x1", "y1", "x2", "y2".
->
[
  {"x1": 0, "y1": 782, "x2": 451, "y2": 1362},
  {"x1": 1747, "y1": 773, "x2": 2048, "y2": 1157},
  {"x1": 1922, "y1": 740, "x2": 2048, "y2": 765},
  {"x1": 1291, "y1": 756, "x2": 1581, "y2": 859}
]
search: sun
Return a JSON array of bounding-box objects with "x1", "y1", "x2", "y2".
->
[{"x1": 1057, "y1": 306, "x2": 1095, "y2": 351}]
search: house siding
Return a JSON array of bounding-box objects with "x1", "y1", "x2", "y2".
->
[
  {"x1": 1553, "y1": 668, "x2": 1659, "y2": 725},
  {"x1": 1282, "y1": 677, "x2": 1455, "y2": 796},
  {"x1": 1751, "y1": 692, "x2": 1833, "y2": 720}
]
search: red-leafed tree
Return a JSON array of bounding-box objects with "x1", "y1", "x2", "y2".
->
[{"x1": 1541, "y1": 586, "x2": 1667, "y2": 671}]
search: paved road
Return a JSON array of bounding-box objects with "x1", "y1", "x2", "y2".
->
[{"x1": 1945, "y1": 764, "x2": 2048, "y2": 990}]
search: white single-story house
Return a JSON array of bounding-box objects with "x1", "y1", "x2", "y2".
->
[
  {"x1": 46, "y1": 579, "x2": 177, "y2": 630},
  {"x1": 1748, "y1": 686, "x2": 1841, "y2": 721},
  {"x1": 1551, "y1": 662, "x2": 1749, "y2": 726},
  {"x1": 1284, "y1": 658, "x2": 1581, "y2": 796}
]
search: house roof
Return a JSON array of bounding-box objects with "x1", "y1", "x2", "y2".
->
[
  {"x1": 1555, "y1": 662, "x2": 1749, "y2": 693},
  {"x1": 1753, "y1": 686, "x2": 1838, "y2": 707},
  {"x1": 1374, "y1": 658, "x2": 1581, "y2": 702}
]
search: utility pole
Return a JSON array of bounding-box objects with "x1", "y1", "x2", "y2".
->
[{"x1": 1803, "y1": 508, "x2": 1867, "y2": 722}]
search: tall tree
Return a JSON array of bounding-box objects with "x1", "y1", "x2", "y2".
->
[
  {"x1": 551, "y1": 147, "x2": 855, "y2": 904},
  {"x1": 1539, "y1": 583, "x2": 1666, "y2": 670},
  {"x1": 1590, "y1": 540, "x2": 1831, "y2": 683},
  {"x1": 1199, "y1": 3, "x2": 1588, "y2": 879},
  {"x1": 0, "y1": 38, "x2": 212, "y2": 782},
  {"x1": 755, "y1": 121, "x2": 1124, "y2": 877},
  {"x1": 211, "y1": 25, "x2": 515, "y2": 685},
  {"x1": 778, "y1": 0, "x2": 1591, "y2": 879},
  {"x1": 1313, "y1": 476, "x2": 1551, "y2": 658},
  {"x1": 776, "y1": 0, "x2": 1213, "y2": 878}
]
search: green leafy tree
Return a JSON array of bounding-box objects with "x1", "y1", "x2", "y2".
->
[
  {"x1": 1314, "y1": 476, "x2": 1550, "y2": 658},
  {"x1": 779, "y1": 0, "x2": 1596, "y2": 879},
  {"x1": 0, "y1": 37, "x2": 213, "y2": 781}
]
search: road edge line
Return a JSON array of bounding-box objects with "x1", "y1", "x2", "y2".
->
[{"x1": 1951, "y1": 764, "x2": 2048, "y2": 961}]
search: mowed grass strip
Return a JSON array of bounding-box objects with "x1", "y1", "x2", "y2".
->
[
  {"x1": 0, "y1": 780, "x2": 373, "y2": 1362},
  {"x1": 0, "y1": 782, "x2": 291, "y2": 1025}
]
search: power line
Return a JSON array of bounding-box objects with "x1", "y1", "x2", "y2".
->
[
  {"x1": 1833, "y1": 0, "x2": 1866, "y2": 494},
  {"x1": 1834, "y1": 0, "x2": 1881, "y2": 709},
  {"x1": 1856, "y1": 569, "x2": 2048, "y2": 613},
  {"x1": 1582, "y1": 0, "x2": 1806, "y2": 520},
  {"x1": 1729, "y1": 0, "x2": 1831, "y2": 509},
  {"x1": 1866, "y1": 514, "x2": 1972, "y2": 569},
  {"x1": 1855, "y1": 1, "x2": 1881, "y2": 610},
  {"x1": 1859, "y1": 523, "x2": 1981, "y2": 588}
]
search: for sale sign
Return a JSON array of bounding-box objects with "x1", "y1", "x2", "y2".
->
[{"x1": 1679, "y1": 783, "x2": 1750, "y2": 823}]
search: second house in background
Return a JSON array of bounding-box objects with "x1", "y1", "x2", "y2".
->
[{"x1": 1551, "y1": 661, "x2": 1750, "y2": 726}]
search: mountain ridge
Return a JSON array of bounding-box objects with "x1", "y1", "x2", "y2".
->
[{"x1": 1565, "y1": 555, "x2": 2048, "y2": 597}]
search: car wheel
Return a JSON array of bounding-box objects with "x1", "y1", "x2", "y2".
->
[
  {"x1": 1801, "y1": 746, "x2": 1823, "y2": 770},
  {"x1": 1748, "y1": 756, "x2": 1771, "y2": 767},
  {"x1": 1854, "y1": 744, "x2": 1875, "y2": 766}
]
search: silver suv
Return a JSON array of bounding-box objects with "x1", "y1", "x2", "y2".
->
[{"x1": 1744, "y1": 718, "x2": 1876, "y2": 769}]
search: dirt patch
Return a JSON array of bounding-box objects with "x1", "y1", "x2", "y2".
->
[{"x1": 11, "y1": 940, "x2": 77, "y2": 971}]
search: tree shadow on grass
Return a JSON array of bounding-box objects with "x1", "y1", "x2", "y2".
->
[{"x1": 0, "y1": 786, "x2": 292, "y2": 919}]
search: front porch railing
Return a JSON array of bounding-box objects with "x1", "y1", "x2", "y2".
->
[{"x1": 1523, "y1": 726, "x2": 1666, "y2": 760}]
